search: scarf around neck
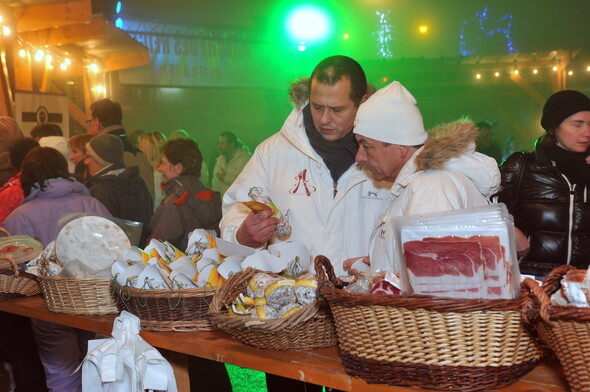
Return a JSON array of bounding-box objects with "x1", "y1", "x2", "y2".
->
[{"x1": 302, "y1": 104, "x2": 358, "y2": 182}]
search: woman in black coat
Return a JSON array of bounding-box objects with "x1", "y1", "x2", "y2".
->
[{"x1": 496, "y1": 90, "x2": 590, "y2": 278}]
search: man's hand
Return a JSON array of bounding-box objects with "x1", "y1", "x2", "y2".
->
[
  {"x1": 236, "y1": 209, "x2": 280, "y2": 248},
  {"x1": 343, "y1": 256, "x2": 370, "y2": 275},
  {"x1": 514, "y1": 226, "x2": 530, "y2": 253}
]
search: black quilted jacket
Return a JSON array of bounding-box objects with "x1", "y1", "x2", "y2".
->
[{"x1": 496, "y1": 140, "x2": 590, "y2": 278}]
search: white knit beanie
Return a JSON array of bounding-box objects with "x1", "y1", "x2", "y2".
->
[{"x1": 354, "y1": 81, "x2": 427, "y2": 145}]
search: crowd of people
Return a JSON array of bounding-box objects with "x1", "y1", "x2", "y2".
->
[{"x1": 0, "y1": 54, "x2": 588, "y2": 392}]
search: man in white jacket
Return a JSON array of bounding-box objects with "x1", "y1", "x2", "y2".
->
[
  {"x1": 221, "y1": 55, "x2": 391, "y2": 278},
  {"x1": 348, "y1": 81, "x2": 500, "y2": 273},
  {"x1": 212, "y1": 131, "x2": 251, "y2": 195}
]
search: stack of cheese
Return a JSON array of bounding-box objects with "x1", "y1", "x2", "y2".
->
[{"x1": 230, "y1": 272, "x2": 318, "y2": 320}]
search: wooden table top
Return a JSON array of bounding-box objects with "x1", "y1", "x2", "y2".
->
[{"x1": 0, "y1": 296, "x2": 570, "y2": 391}]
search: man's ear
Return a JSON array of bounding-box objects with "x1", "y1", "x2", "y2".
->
[
  {"x1": 398, "y1": 145, "x2": 411, "y2": 159},
  {"x1": 359, "y1": 94, "x2": 368, "y2": 105}
]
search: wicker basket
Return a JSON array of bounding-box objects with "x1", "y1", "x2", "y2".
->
[
  {"x1": 208, "y1": 267, "x2": 337, "y2": 351},
  {"x1": 38, "y1": 275, "x2": 118, "y2": 315},
  {"x1": 0, "y1": 255, "x2": 41, "y2": 299},
  {"x1": 521, "y1": 265, "x2": 590, "y2": 392},
  {"x1": 114, "y1": 283, "x2": 216, "y2": 332},
  {"x1": 315, "y1": 255, "x2": 543, "y2": 391}
]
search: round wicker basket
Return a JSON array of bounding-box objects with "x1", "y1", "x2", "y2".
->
[
  {"x1": 209, "y1": 267, "x2": 337, "y2": 351},
  {"x1": 522, "y1": 265, "x2": 590, "y2": 392},
  {"x1": 316, "y1": 255, "x2": 543, "y2": 392}
]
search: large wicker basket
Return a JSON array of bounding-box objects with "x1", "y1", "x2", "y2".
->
[
  {"x1": 38, "y1": 275, "x2": 118, "y2": 315},
  {"x1": 0, "y1": 255, "x2": 41, "y2": 299},
  {"x1": 315, "y1": 255, "x2": 543, "y2": 391},
  {"x1": 521, "y1": 265, "x2": 590, "y2": 392},
  {"x1": 114, "y1": 283, "x2": 216, "y2": 331},
  {"x1": 208, "y1": 267, "x2": 337, "y2": 351}
]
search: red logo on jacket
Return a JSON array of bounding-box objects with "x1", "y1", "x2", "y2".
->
[{"x1": 289, "y1": 169, "x2": 316, "y2": 196}]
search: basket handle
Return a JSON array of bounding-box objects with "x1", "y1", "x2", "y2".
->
[
  {"x1": 0, "y1": 254, "x2": 19, "y2": 277},
  {"x1": 314, "y1": 255, "x2": 339, "y2": 290},
  {"x1": 541, "y1": 264, "x2": 575, "y2": 296},
  {"x1": 0, "y1": 228, "x2": 10, "y2": 237},
  {"x1": 521, "y1": 277, "x2": 557, "y2": 327}
]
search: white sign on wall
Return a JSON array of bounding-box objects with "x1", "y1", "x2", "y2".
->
[{"x1": 14, "y1": 91, "x2": 70, "y2": 137}]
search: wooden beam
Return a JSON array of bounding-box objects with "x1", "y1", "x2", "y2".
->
[
  {"x1": 68, "y1": 99, "x2": 87, "y2": 129},
  {"x1": 103, "y1": 50, "x2": 149, "y2": 72},
  {"x1": 14, "y1": 0, "x2": 92, "y2": 33},
  {"x1": 509, "y1": 74, "x2": 546, "y2": 106},
  {"x1": 82, "y1": 69, "x2": 92, "y2": 114},
  {"x1": 550, "y1": 52, "x2": 569, "y2": 92},
  {"x1": 0, "y1": 50, "x2": 14, "y2": 116},
  {"x1": 19, "y1": 17, "x2": 105, "y2": 47},
  {"x1": 12, "y1": 46, "x2": 33, "y2": 91}
]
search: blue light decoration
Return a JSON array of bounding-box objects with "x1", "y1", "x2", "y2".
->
[
  {"x1": 114, "y1": 1, "x2": 123, "y2": 29},
  {"x1": 460, "y1": 7, "x2": 516, "y2": 56},
  {"x1": 373, "y1": 10, "x2": 395, "y2": 59}
]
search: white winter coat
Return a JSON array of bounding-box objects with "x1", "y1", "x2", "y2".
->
[
  {"x1": 212, "y1": 147, "x2": 251, "y2": 195},
  {"x1": 369, "y1": 122, "x2": 501, "y2": 272},
  {"x1": 221, "y1": 104, "x2": 391, "y2": 276}
]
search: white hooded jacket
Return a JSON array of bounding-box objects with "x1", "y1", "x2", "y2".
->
[
  {"x1": 369, "y1": 121, "x2": 501, "y2": 272},
  {"x1": 220, "y1": 103, "x2": 391, "y2": 276}
]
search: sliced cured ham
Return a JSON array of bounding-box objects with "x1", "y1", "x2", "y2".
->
[
  {"x1": 403, "y1": 240, "x2": 486, "y2": 298},
  {"x1": 422, "y1": 236, "x2": 511, "y2": 298}
]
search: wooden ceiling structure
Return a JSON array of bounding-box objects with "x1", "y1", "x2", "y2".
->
[{"x1": 0, "y1": 0, "x2": 148, "y2": 126}]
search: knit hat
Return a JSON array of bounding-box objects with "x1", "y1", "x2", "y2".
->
[
  {"x1": 354, "y1": 81, "x2": 427, "y2": 145},
  {"x1": 541, "y1": 90, "x2": 590, "y2": 132},
  {"x1": 39, "y1": 135, "x2": 75, "y2": 174},
  {"x1": 86, "y1": 133, "x2": 123, "y2": 167}
]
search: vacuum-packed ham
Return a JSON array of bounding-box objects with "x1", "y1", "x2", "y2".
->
[
  {"x1": 404, "y1": 235, "x2": 513, "y2": 299},
  {"x1": 403, "y1": 240, "x2": 486, "y2": 298},
  {"x1": 422, "y1": 236, "x2": 511, "y2": 298}
]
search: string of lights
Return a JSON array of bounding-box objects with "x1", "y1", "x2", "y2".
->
[
  {"x1": 373, "y1": 10, "x2": 395, "y2": 59},
  {"x1": 0, "y1": 13, "x2": 102, "y2": 74},
  {"x1": 473, "y1": 64, "x2": 590, "y2": 80},
  {"x1": 460, "y1": 7, "x2": 516, "y2": 57}
]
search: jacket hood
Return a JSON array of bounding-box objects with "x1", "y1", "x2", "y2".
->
[
  {"x1": 24, "y1": 178, "x2": 90, "y2": 203},
  {"x1": 405, "y1": 121, "x2": 500, "y2": 197},
  {"x1": 162, "y1": 174, "x2": 207, "y2": 196},
  {"x1": 86, "y1": 165, "x2": 144, "y2": 195}
]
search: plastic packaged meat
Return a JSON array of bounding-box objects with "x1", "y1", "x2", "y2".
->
[{"x1": 393, "y1": 204, "x2": 520, "y2": 300}]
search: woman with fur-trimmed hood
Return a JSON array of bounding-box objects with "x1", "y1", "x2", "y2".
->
[{"x1": 348, "y1": 81, "x2": 500, "y2": 273}]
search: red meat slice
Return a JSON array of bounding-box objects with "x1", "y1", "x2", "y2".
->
[
  {"x1": 423, "y1": 235, "x2": 511, "y2": 298},
  {"x1": 403, "y1": 240, "x2": 485, "y2": 298}
]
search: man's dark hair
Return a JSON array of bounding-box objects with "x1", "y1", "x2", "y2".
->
[
  {"x1": 161, "y1": 139, "x2": 202, "y2": 177},
  {"x1": 220, "y1": 131, "x2": 239, "y2": 147},
  {"x1": 90, "y1": 98, "x2": 123, "y2": 127},
  {"x1": 20, "y1": 147, "x2": 71, "y2": 196},
  {"x1": 475, "y1": 121, "x2": 493, "y2": 131},
  {"x1": 9, "y1": 137, "x2": 39, "y2": 171},
  {"x1": 309, "y1": 55, "x2": 367, "y2": 106},
  {"x1": 30, "y1": 123, "x2": 61, "y2": 140}
]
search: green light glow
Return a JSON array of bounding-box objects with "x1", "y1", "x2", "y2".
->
[{"x1": 286, "y1": 6, "x2": 331, "y2": 43}]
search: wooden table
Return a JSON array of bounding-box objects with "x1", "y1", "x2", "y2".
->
[{"x1": 0, "y1": 296, "x2": 570, "y2": 392}]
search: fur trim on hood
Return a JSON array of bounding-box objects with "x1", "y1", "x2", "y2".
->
[
  {"x1": 414, "y1": 121, "x2": 479, "y2": 171},
  {"x1": 289, "y1": 78, "x2": 310, "y2": 108}
]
